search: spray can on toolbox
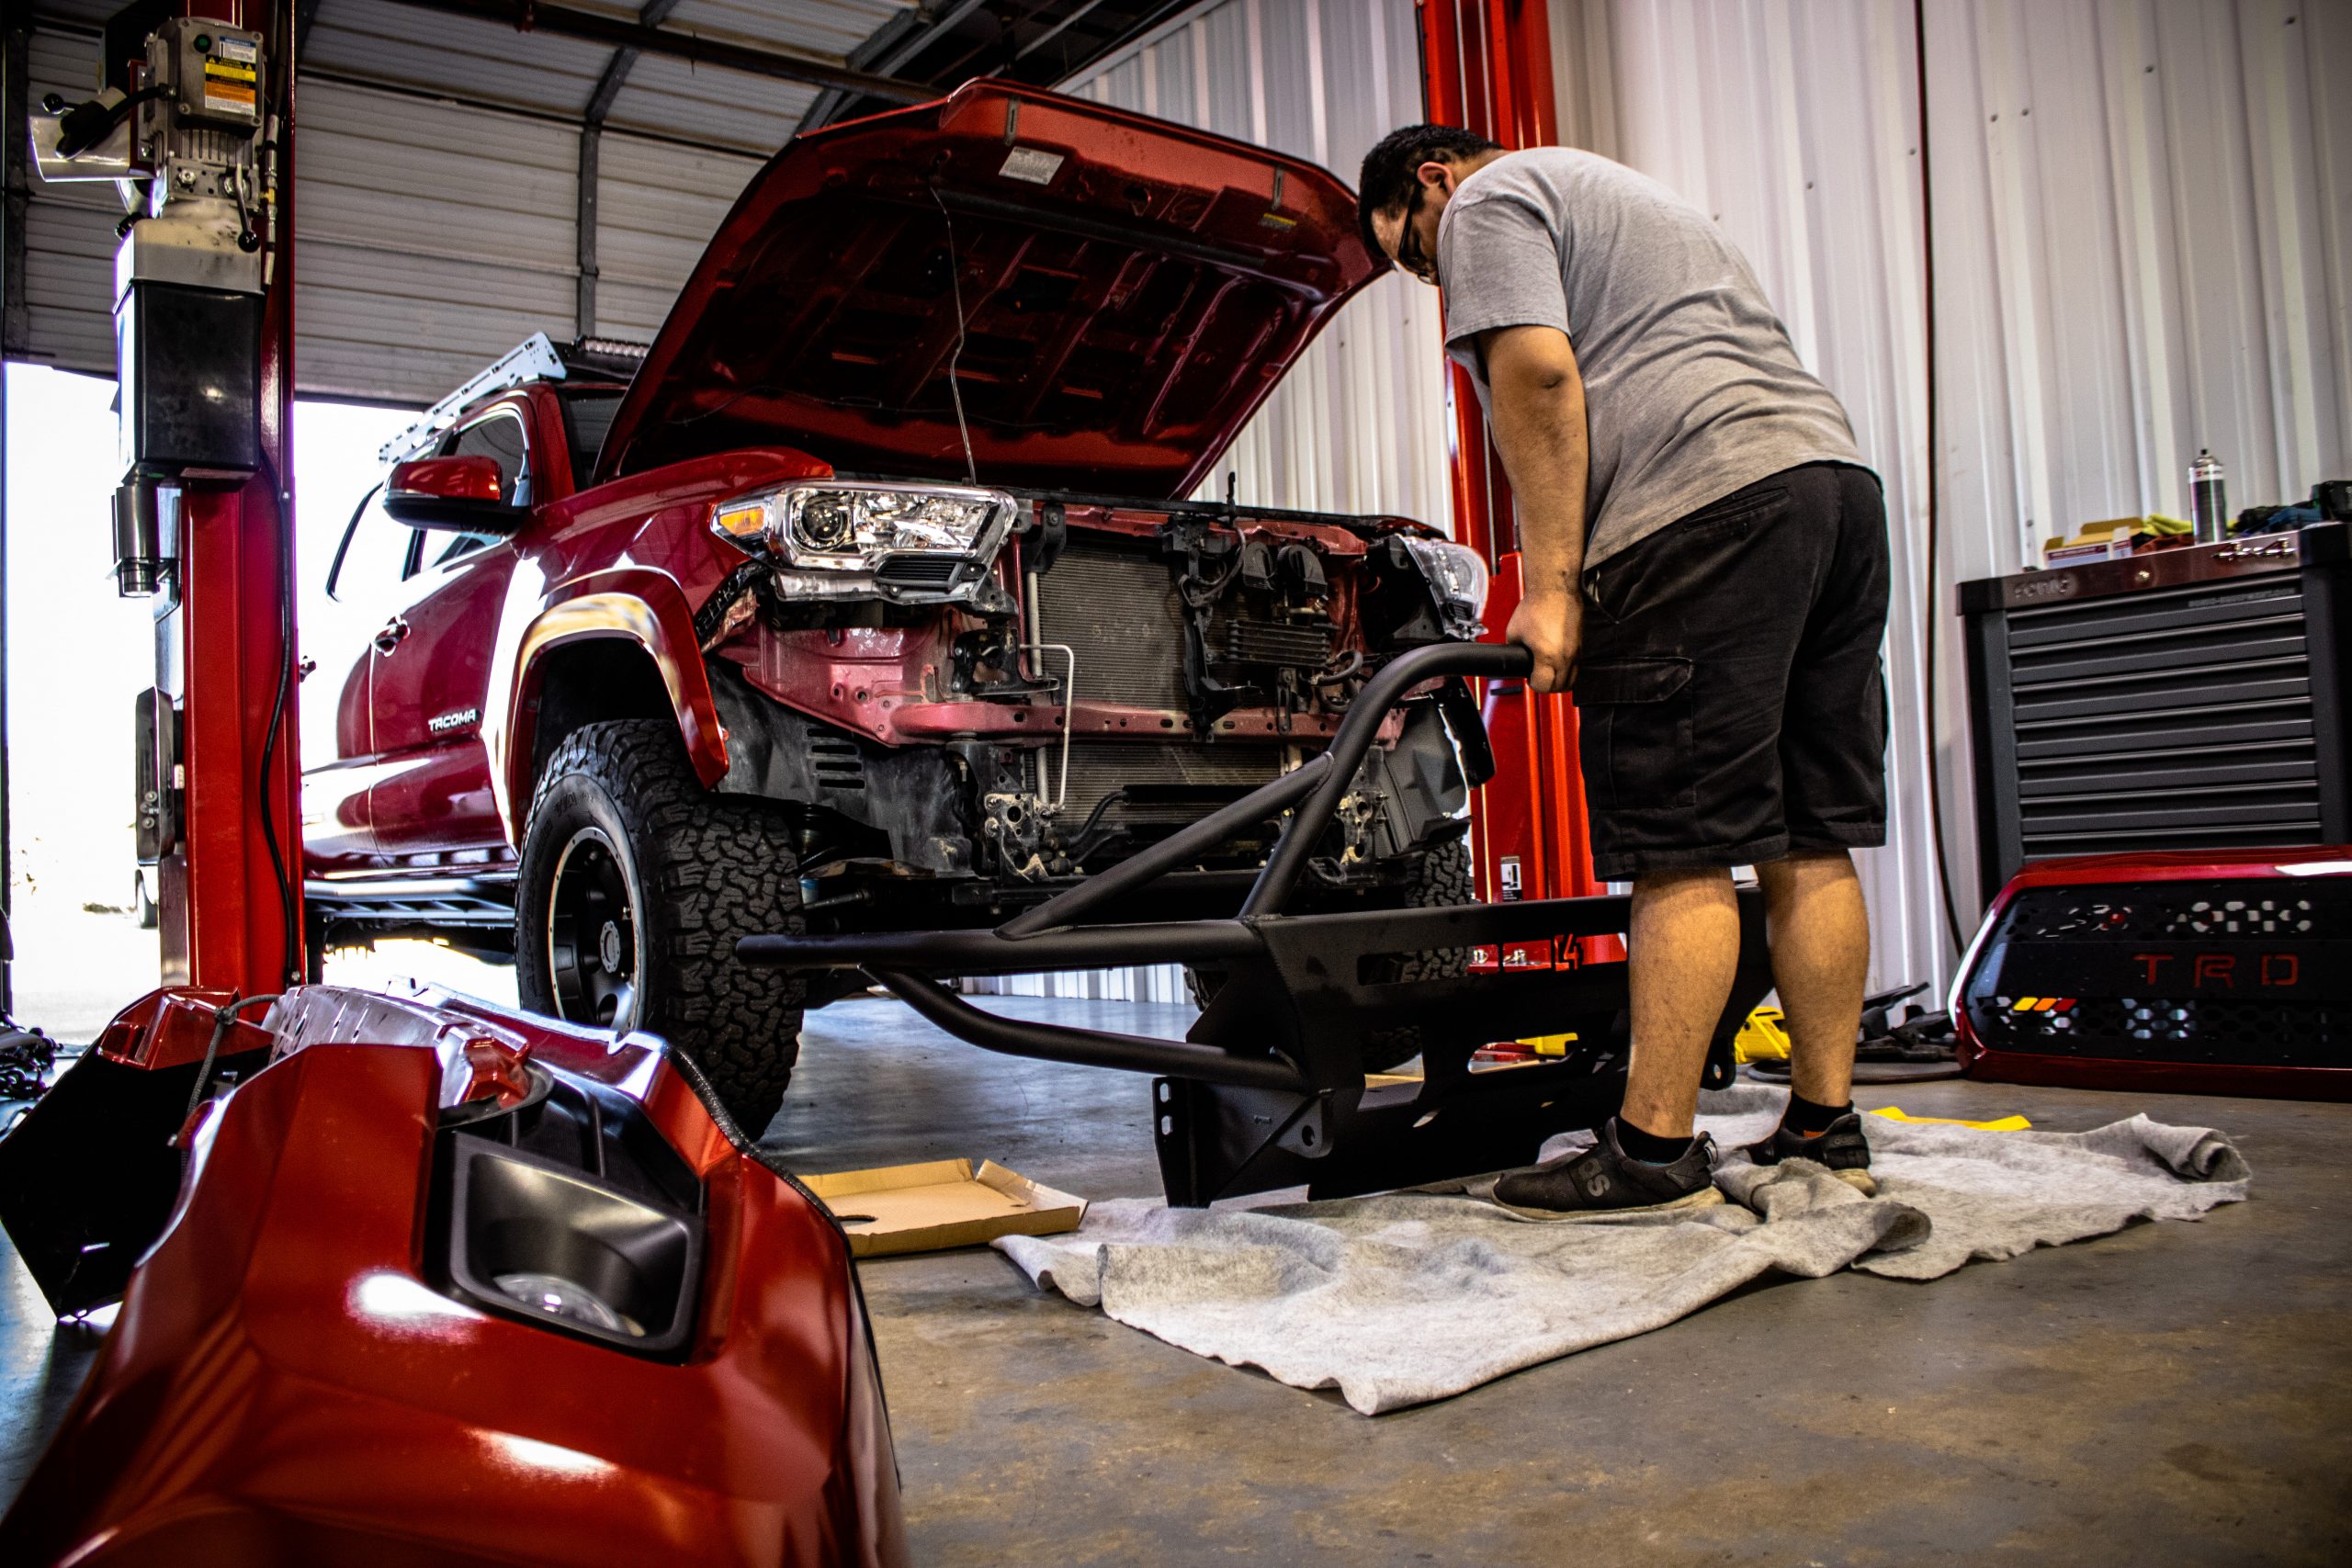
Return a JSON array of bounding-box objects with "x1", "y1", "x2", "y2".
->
[{"x1": 2189, "y1": 449, "x2": 2228, "y2": 544}]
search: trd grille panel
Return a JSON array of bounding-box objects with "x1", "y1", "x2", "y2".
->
[
  {"x1": 1978, "y1": 995, "x2": 2343, "y2": 1066},
  {"x1": 2002, "y1": 881, "x2": 2345, "y2": 941},
  {"x1": 1964, "y1": 879, "x2": 2350, "y2": 1068}
]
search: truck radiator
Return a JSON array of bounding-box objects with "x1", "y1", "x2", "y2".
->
[{"x1": 1035, "y1": 537, "x2": 1186, "y2": 710}]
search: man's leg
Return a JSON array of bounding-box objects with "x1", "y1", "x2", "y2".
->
[
  {"x1": 1756, "y1": 849, "x2": 1871, "y2": 1116},
  {"x1": 1617, "y1": 867, "x2": 1742, "y2": 1142},
  {"x1": 1739, "y1": 849, "x2": 1879, "y2": 1192}
]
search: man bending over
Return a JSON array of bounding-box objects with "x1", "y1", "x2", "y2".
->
[{"x1": 1360, "y1": 125, "x2": 1891, "y2": 1213}]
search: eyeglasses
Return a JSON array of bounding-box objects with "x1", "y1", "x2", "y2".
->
[{"x1": 1394, "y1": 181, "x2": 1438, "y2": 284}]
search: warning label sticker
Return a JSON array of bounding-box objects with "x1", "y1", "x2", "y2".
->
[
  {"x1": 999, "y1": 146, "x2": 1064, "y2": 186},
  {"x1": 204, "y1": 56, "x2": 257, "y2": 118}
]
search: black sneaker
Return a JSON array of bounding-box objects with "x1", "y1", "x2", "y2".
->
[
  {"x1": 1742, "y1": 1112, "x2": 1878, "y2": 1196},
  {"x1": 1491, "y1": 1121, "x2": 1724, "y2": 1219}
]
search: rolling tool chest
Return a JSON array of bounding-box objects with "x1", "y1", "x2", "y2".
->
[{"x1": 1959, "y1": 525, "x2": 2350, "y2": 894}]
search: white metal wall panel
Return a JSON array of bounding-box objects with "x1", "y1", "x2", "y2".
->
[
  {"x1": 1582, "y1": 0, "x2": 1943, "y2": 1000},
  {"x1": 592, "y1": 132, "x2": 766, "y2": 343},
  {"x1": 1069, "y1": 0, "x2": 1450, "y2": 529},
  {"x1": 1566, "y1": 0, "x2": 2352, "y2": 997},
  {"x1": 17, "y1": 28, "x2": 118, "y2": 376},
  {"x1": 296, "y1": 81, "x2": 580, "y2": 403},
  {"x1": 974, "y1": 0, "x2": 1447, "y2": 1004}
]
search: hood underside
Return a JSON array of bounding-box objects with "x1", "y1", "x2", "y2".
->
[{"x1": 595, "y1": 81, "x2": 1379, "y2": 498}]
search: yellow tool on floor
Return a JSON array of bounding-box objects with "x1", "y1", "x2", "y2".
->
[
  {"x1": 1871, "y1": 1107, "x2": 2032, "y2": 1132},
  {"x1": 1735, "y1": 1007, "x2": 1790, "y2": 1063}
]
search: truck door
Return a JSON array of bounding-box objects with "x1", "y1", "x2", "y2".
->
[
  {"x1": 302, "y1": 485, "x2": 418, "y2": 873},
  {"x1": 365, "y1": 406, "x2": 528, "y2": 866}
]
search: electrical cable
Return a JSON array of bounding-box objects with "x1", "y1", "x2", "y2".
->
[
  {"x1": 186, "y1": 993, "x2": 283, "y2": 1117},
  {"x1": 929, "y1": 182, "x2": 980, "y2": 484},
  {"x1": 1914, "y1": 0, "x2": 1965, "y2": 963},
  {"x1": 255, "y1": 452, "x2": 301, "y2": 988}
]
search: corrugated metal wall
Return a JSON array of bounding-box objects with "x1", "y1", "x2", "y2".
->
[
  {"x1": 1555, "y1": 0, "x2": 1944, "y2": 1000},
  {"x1": 967, "y1": 0, "x2": 1450, "y2": 1003},
  {"x1": 19, "y1": 27, "x2": 119, "y2": 378},
  {"x1": 592, "y1": 133, "x2": 767, "y2": 344},
  {"x1": 1558, "y1": 0, "x2": 2352, "y2": 996},
  {"x1": 299, "y1": 83, "x2": 582, "y2": 403},
  {"x1": 1073, "y1": 0, "x2": 1453, "y2": 526}
]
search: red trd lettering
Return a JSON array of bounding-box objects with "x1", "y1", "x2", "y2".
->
[
  {"x1": 2260, "y1": 953, "x2": 2301, "y2": 987},
  {"x1": 2133, "y1": 953, "x2": 2175, "y2": 985},
  {"x1": 2193, "y1": 954, "x2": 2236, "y2": 987}
]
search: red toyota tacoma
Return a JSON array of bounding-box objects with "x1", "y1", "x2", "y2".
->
[{"x1": 302, "y1": 83, "x2": 1489, "y2": 1130}]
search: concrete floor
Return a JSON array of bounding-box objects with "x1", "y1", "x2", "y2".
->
[{"x1": 6, "y1": 993, "x2": 2350, "y2": 1564}]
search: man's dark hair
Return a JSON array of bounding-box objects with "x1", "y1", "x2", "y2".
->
[{"x1": 1356, "y1": 124, "x2": 1502, "y2": 265}]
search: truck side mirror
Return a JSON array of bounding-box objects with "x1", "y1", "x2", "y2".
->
[{"x1": 385, "y1": 456, "x2": 527, "y2": 533}]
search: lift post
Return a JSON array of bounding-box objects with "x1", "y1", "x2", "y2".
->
[{"x1": 25, "y1": 0, "x2": 304, "y2": 994}]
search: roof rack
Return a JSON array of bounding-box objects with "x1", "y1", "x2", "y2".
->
[
  {"x1": 379, "y1": 333, "x2": 569, "y2": 464},
  {"x1": 376, "y1": 334, "x2": 651, "y2": 465}
]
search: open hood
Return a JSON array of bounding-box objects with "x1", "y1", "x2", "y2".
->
[{"x1": 595, "y1": 81, "x2": 1380, "y2": 498}]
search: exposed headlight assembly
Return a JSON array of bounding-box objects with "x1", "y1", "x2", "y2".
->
[
  {"x1": 713, "y1": 479, "x2": 1016, "y2": 605},
  {"x1": 1403, "y1": 537, "x2": 1491, "y2": 637}
]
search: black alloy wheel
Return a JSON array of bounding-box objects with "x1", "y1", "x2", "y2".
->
[
  {"x1": 515, "y1": 718, "x2": 806, "y2": 1134},
  {"x1": 545, "y1": 827, "x2": 640, "y2": 1029}
]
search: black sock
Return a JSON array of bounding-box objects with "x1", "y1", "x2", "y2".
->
[
  {"x1": 1613, "y1": 1116, "x2": 1694, "y2": 1165},
  {"x1": 1783, "y1": 1091, "x2": 1853, "y2": 1139}
]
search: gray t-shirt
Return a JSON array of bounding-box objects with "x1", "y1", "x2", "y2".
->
[{"x1": 1438, "y1": 147, "x2": 1863, "y2": 568}]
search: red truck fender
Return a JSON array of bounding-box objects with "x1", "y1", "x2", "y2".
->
[{"x1": 487, "y1": 569, "x2": 729, "y2": 842}]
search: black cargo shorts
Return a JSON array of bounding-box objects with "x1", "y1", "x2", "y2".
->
[{"x1": 1570, "y1": 462, "x2": 1890, "y2": 880}]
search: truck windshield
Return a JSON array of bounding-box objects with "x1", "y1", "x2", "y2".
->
[{"x1": 561, "y1": 389, "x2": 627, "y2": 491}]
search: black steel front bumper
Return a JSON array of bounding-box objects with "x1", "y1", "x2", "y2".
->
[{"x1": 740, "y1": 643, "x2": 1771, "y2": 1204}]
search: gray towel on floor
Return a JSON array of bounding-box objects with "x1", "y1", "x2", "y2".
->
[{"x1": 996, "y1": 1086, "x2": 2251, "y2": 1415}]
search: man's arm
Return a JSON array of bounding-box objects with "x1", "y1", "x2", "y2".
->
[{"x1": 1484, "y1": 323, "x2": 1589, "y2": 694}]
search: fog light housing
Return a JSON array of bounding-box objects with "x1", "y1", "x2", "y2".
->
[{"x1": 445, "y1": 1139, "x2": 700, "y2": 1355}]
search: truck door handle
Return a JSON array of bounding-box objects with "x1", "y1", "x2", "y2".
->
[{"x1": 373, "y1": 615, "x2": 411, "y2": 654}]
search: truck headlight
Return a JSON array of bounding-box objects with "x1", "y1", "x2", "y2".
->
[
  {"x1": 713, "y1": 480, "x2": 1012, "y2": 570},
  {"x1": 1404, "y1": 538, "x2": 1490, "y2": 636}
]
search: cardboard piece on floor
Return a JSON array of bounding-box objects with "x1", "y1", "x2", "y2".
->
[{"x1": 804, "y1": 1158, "x2": 1087, "y2": 1258}]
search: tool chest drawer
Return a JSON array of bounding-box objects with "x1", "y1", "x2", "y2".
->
[{"x1": 1959, "y1": 525, "x2": 2350, "y2": 893}]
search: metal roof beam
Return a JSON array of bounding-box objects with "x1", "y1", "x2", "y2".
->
[
  {"x1": 382, "y1": 0, "x2": 933, "y2": 104},
  {"x1": 582, "y1": 0, "x2": 683, "y2": 128}
]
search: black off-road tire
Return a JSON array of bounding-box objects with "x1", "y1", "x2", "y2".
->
[
  {"x1": 1184, "y1": 834, "x2": 1476, "y2": 1070},
  {"x1": 515, "y1": 718, "x2": 805, "y2": 1135},
  {"x1": 1388, "y1": 833, "x2": 1476, "y2": 986}
]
